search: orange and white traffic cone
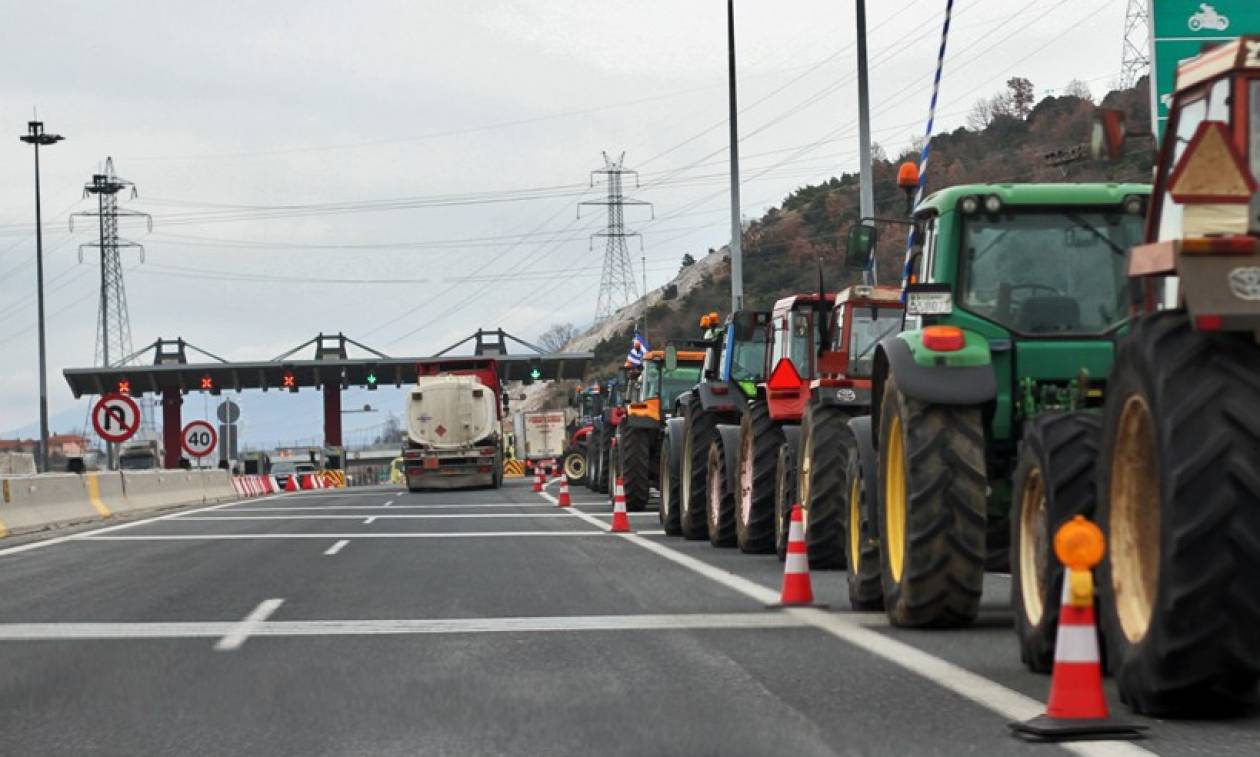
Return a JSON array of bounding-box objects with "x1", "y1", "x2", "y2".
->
[
  {"x1": 1010, "y1": 516, "x2": 1144, "y2": 742},
  {"x1": 557, "y1": 477, "x2": 571, "y2": 507},
  {"x1": 610, "y1": 476, "x2": 631, "y2": 533},
  {"x1": 532, "y1": 470, "x2": 542, "y2": 493},
  {"x1": 769, "y1": 504, "x2": 825, "y2": 608},
  {"x1": 285, "y1": 474, "x2": 299, "y2": 492}
]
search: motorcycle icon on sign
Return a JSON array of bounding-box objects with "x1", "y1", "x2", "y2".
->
[{"x1": 1189, "y1": 4, "x2": 1230, "y2": 32}]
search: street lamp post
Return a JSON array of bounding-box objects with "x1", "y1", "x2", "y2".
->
[{"x1": 19, "y1": 122, "x2": 64, "y2": 473}]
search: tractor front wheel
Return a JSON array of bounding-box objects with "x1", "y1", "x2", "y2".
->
[
  {"x1": 1096, "y1": 311, "x2": 1260, "y2": 716},
  {"x1": 618, "y1": 427, "x2": 652, "y2": 512},
  {"x1": 735, "y1": 400, "x2": 781, "y2": 553},
  {"x1": 877, "y1": 376, "x2": 987, "y2": 627},
  {"x1": 843, "y1": 423, "x2": 883, "y2": 610},
  {"x1": 680, "y1": 399, "x2": 717, "y2": 540},
  {"x1": 798, "y1": 403, "x2": 850, "y2": 569},
  {"x1": 773, "y1": 429, "x2": 800, "y2": 561},
  {"x1": 563, "y1": 445, "x2": 586, "y2": 487}
]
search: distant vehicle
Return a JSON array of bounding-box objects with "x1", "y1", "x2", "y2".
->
[
  {"x1": 118, "y1": 438, "x2": 164, "y2": 470},
  {"x1": 514, "y1": 410, "x2": 566, "y2": 465},
  {"x1": 272, "y1": 460, "x2": 316, "y2": 489},
  {"x1": 402, "y1": 361, "x2": 504, "y2": 491}
]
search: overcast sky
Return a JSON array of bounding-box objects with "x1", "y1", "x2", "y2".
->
[{"x1": 0, "y1": 0, "x2": 1127, "y2": 437}]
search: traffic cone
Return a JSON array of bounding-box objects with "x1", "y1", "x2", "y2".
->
[
  {"x1": 285, "y1": 474, "x2": 298, "y2": 492},
  {"x1": 557, "y1": 477, "x2": 571, "y2": 507},
  {"x1": 610, "y1": 477, "x2": 631, "y2": 533},
  {"x1": 769, "y1": 504, "x2": 826, "y2": 608},
  {"x1": 532, "y1": 470, "x2": 542, "y2": 493},
  {"x1": 1010, "y1": 518, "x2": 1144, "y2": 742}
]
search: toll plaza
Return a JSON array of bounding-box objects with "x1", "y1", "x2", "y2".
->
[{"x1": 62, "y1": 330, "x2": 592, "y2": 469}]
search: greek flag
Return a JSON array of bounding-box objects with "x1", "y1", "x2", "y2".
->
[{"x1": 626, "y1": 332, "x2": 651, "y2": 367}]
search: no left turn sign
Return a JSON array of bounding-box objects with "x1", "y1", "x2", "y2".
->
[
  {"x1": 181, "y1": 420, "x2": 218, "y2": 458},
  {"x1": 91, "y1": 394, "x2": 141, "y2": 444}
]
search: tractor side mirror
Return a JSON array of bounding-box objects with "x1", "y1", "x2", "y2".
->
[
  {"x1": 1090, "y1": 108, "x2": 1126, "y2": 162},
  {"x1": 845, "y1": 224, "x2": 876, "y2": 270},
  {"x1": 664, "y1": 344, "x2": 678, "y2": 372}
]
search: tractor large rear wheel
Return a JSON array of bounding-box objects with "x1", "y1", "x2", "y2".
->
[
  {"x1": 1096, "y1": 311, "x2": 1260, "y2": 716},
  {"x1": 618, "y1": 426, "x2": 652, "y2": 512},
  {"x1": 735, "y1": 400, "x2": 781, "y2": 553},
  {"x1": 680, "y1": 399, "x2": 717, "y2": 540},
  {"x1": 877, "y1": 376, "x2": 987, "y2": 627},
  {"x1": 563, "y1": 445, "x2": 586, "y2": 487},
  {"x1": 1010, "y1": 412, "x2": 1100, "y2": 673},
  {"x1": 798, "y1": 403, "x2": 850, "y2": 569}
]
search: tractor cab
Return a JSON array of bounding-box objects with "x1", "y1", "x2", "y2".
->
[
  {"x1": 813, "y1": 284, "x2": 904, "y2": 402},
  {"x1": 762, "y1": 293, "x2": 835, "y2": 421},
  {"x1": 628, "y1": 349, "x2": 705, "y2": 424}
]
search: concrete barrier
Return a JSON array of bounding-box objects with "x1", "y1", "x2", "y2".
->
[
  {"x1": 0, "y1": 474, "x2": 99, "y2": 537},
  {"x1": 201, "y1": 470, "x2": 237, "y2": 502}
]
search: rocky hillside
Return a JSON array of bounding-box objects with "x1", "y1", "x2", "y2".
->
[{"x1": 568, "y1": 77, "x2": 1155, "y2": 381}]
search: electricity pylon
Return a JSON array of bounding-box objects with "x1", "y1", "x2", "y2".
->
[{"x1": 579, "y1": 152, "x2": 653, "y2": 322}]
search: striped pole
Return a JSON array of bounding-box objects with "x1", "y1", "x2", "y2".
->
[{"x1": 900, "y1": 0, "x2": 956, "y2": 294}]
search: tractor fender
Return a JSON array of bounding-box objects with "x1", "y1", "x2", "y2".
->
[
  {"x1": 871, "y1": 333, "x2": 995, "y2": 446},
  {"x1": 694, "y1": 380, "x2": 745, "y2": 415},
  {"x1": 714, "y1": 423, "x2": 742, "y2": 496},
  {"x1": 846, "y1": 415, "x2": 878, "y2": 506},
  {"x1": 811, "y1": 385, "x2": 872, "y2": 411}
]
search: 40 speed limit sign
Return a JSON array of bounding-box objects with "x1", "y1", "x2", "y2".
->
[{"x1": 180, "y1": 420, "x2": 218, "y2": 458}]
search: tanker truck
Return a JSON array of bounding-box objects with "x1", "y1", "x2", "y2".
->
[{"x1": 402, "y1": 362, "x2": 504, "y2": 491}]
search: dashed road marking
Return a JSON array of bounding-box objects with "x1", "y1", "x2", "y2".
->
[
  {"x1": 323, "y1": 539, "x2": 349, "y2": 556},
  {"x1": 382, "y1": 500, "x2": 393, "y2": 508},
  {"x1": 214, "y1": 598, "x2": 284, "y2": 651},
  {"x1": 363, "y1": 516, "x2": 377, "y2": 525}
]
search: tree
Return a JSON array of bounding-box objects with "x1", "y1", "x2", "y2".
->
[
  {"x1": 870, "y1": 142, "x2": 888, "y2": 162},
  {"x1": 1007, "y1": 77, "x2": 1035, "y2": 119},
  {"x1": 1063, "y1": 79, "x2": 1093, "y2": 102},
  {"x1": 680, "y1": 252, "x2": 696, "y2": 270},
  {"x1": 966, "y1": 97, "x2": 995, "y2": 131},
  {"x1": 537, "y1": 322, "x2": 579, "y2": 353}
]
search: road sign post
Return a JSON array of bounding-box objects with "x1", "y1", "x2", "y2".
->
[
  {"x1": 1151, "y1": 1, "x2": 1260, "y2": 137},
  {"x1": 91, "y1": 393, "x2": 141, "y2": 446},
  {"x1": 181, "y1": 420, "x2": 218, "y2": 461}
]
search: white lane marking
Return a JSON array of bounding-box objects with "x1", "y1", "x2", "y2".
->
[
  {"x1": 323, "y1": 539, "x2": 349, "y2": 556},
  {"x1": 216, "y1": 504, "x2": 559, "y2": 511},
  {"x1": 363, "y1": 516, "x2": 377, "y2": 525},
  {"x1": 75, "y1": 532, "x2": 609, "y2": 541},
  {"x1": 176, "y1": 513, "x2": 584, "y2": 520},
  {"x1": 551, "y1": 496, "x2": 1156, "y2": 757},
  {"x1": 214, "y1": 598, "x2": 284, "y2": 651},
  {"x1": 382, "y1": 500, "x2": 393, "y2": 508},
  {"x1": 0, "y1": 612, "x2": 809, "y2": 641}
]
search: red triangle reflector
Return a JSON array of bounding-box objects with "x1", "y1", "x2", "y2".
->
[{"x1": 767, "y1": 357, "x2": 803, "y2": 391}]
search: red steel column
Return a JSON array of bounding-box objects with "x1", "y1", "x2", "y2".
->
[
  {"x1": 162, "y1": 387, "x2": 182, "y2": 469},
  {"x1": 323, "y1": 382, "x2": 342, "y2": 448}
]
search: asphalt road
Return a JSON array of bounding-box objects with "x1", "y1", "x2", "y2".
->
[{"x1": 0, "y1": 478, "x2": 1256, "y2": 756}]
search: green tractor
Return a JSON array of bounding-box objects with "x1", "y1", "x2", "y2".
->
[
  {"x1": 671, "y1": 310, "x2": 770, "y2": 539},
  {"x1": 844, "y1": 182, "x2": 1149, "y2": 634}
]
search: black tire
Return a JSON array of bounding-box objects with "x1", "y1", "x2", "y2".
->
[
  {"x1": 680, "y1": 398, "x2": 717, "y2": 540},
  {"x1": 659, "y1": 436, "x2": 682, "y2": 535},
  {"x1": 706, "y1": 430, "x2": 738, "y2": 547},
  {"x1": 563, "y1": 445, "x2": 586, "y2": 487},
  {"x1": 877, "y1": 375, "x2": 987, "y2": 628},
  {"x1": 735, "y1": 400, "x2": 782, "y2": 553},
  {"x1": 594, "y1": 427, "x2": 610, "y2": 494},
  {"x1": 773, "y1": 438, "x2": 798, "y2": 562},
  {"x1": 844, "y1": 419, "x2": 883, "y2": 610},
  {"x1": 583, "y1": 439, "x2": 599, "y2": 492},
  {"x1": 618, "y1": 426, "x2": 652, "y2": 512},
  {"x1": 1010, "y1": 412, "x2": 1100, "y2": 673},
  {"x1": 798, "y1": 403, "x2": 851, "y2": 570},
  {"x1": 606, "y1": 440, "x2": 619, "y2": 503},
  {"x1": 1096, "y1": 311, "x2": 1260, "y2": 717}
]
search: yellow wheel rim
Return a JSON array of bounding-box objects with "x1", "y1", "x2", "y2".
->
[
  {"x1": 849, "y1": 472, "x2": 862, "y2": 573},
  {"x1": 884, "y1": 415, "x2": 907, "y2": 583},
  {"x1": 1018, "y1": 467, "x2": 1047, "y2": 626},
  {"x1": 1111, "y1": 394, "x2": 1160, "y2": 644}
]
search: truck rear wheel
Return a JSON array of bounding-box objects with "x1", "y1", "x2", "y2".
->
[
  {"x1": 1010, "y1": 412, "x2": 1099, "y2": 673},
  {"x1": 798, "y1": 403, "x2": 850, "y2": 569},
  {"x1": 844, "y1": 419, "x2": 882, "y2": 610},
  {"x1": 680, "y1": 399, "x2": 716, "y2": 540},
  {"x1": 735, "y1": 400, "x2": 781, "y2": 553},
  {"x1": 877, "y1": 376, "x2": 987, "y2": 628},
  {"x1": 618, "y1": 426, "x2": 652, "y2": 512},
  {"x1": 1096, "y1": 312, "x2": 1260, "y2": 716},
  {"x1": 563, "y1": 445, "x2": 586, "y2": 487}
]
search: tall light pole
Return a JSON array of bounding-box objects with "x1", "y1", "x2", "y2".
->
[
  {"x1": 726, "y1": 0, "x2": 744, "y2": 314},
  {"x1": 856, "y1": 0, "x2": 876, "y2": 284},
  {"x1": 19, "y1": 121, "x2": 64, "y2": 473}
]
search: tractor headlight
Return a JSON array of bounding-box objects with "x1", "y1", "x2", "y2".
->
[
  {"x1": 959, "y1": 196, "x2": 980, "y2": 214},
  {"x1": 984, "y1": 194, "x2": 1003, "y2": 214}
]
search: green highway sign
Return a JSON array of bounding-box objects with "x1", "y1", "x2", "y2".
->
[{"x1": 1151, "y1": 1, "x2": 1260, "y2": 136}]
